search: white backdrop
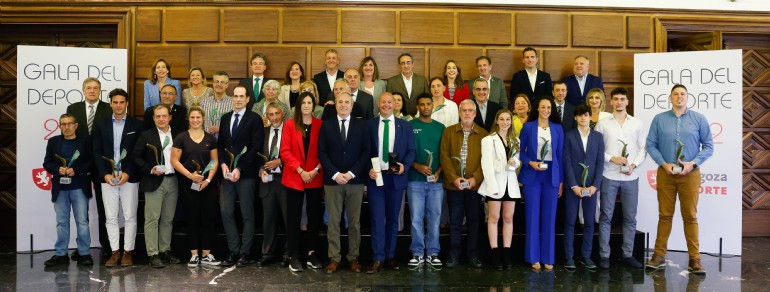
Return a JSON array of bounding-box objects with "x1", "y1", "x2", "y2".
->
[
  {"x1": 634, "y1": 50, "x2": 742, "y2": 256},
  {"x1": 16, "y1": 45, "x2": 127, "y2": 252}
]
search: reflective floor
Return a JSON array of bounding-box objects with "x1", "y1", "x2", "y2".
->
[{"x1": 4, "y1": 237, "x2": 769, "y2": 291}]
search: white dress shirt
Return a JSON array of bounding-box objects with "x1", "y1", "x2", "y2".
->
[
  {"x1": 594, "y1": 113, "x2": 647, "y2": 181},
  {"x1": 527, "y1": 69, "x2": 538, "y2": 92},
  {"x1": 156, "y1": 127, "x2": 174, "y2": 174},
  {"x1": 229, "y1": 108, "x2": 247, "y2": 134},
  {"x1": 326, "y1": 70, "x2": 337, "y2": 94},
  {"x1": 377, "y1": 115, "x2": 396, "y2": 170},
  {"x1": 402, "y1": 73, "x2": 413, "y2": 98}
]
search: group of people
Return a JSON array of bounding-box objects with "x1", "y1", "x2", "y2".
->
[{"x1": 43, "y1": 48, "x2": 713, "y2": 276}]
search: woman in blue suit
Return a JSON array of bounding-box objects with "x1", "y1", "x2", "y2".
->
[{"x1": 518, "y1": 95, "x2": 564, "y2": 271}]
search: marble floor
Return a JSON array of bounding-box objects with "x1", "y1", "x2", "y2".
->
[{"x1": 2, "y1": 237, "x2": 768, "y2": 291}]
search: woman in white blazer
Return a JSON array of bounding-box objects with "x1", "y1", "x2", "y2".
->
[{"x1": 479, "y1": 109, "x2": 521, "y2": 271}]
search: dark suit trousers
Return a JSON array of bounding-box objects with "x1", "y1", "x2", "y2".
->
[
  {"x1": 447, "y1": 189, "x2": 482, "y2": 259},
  {"x1": 286, "y1": 187, "x2": 324, "y2": 258},
  {"x1": 178, "y1": 176, "x2": 218, "y2": 251},
  {"x1": 259, "y1": 174, "x2": 288, "y2": 259},
  {"x1": 220, "y1": 178, "x2": 256, "y2": 256},
  {"x1": 90, "y1": 172, "x2": 109, "y2": 250},
  {"x1": 368, "y1": 173, "x2": 405, "y2": 261},
  {"x1": 563, "y1": 190, "x2": 598, "y2": 259}
]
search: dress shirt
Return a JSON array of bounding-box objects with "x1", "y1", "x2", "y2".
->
[
  {"x1": 578, "y1": 128, "x2": 589, "y2": 153},
  {"x1": 112, "y1": 115, "x2": 126, "y2": 162},
  {"x1": 477, "y1": 101, "x2": 488, "y2": 124},
  {"x1": 254, "y1": 75, "x2": 264, "y2": 92},
  {"x1": 646, "y1": 109, "x2": 713, "y2": 167},
  {"x1": 480, "y1": 75, "x2": 492, "y2": 90},
  {"x1": 402, "y1": 73, "x2": 413, "y2": 97},
  {"x1": 555, "y1": 101, "x2": 566, "y2": 121},
  {"x1": 350, "y1": 90, "x2": 358, "y2": 102},
  {"x1": 575, "y1": 75, "x2": 587, "y2": 96},
  {"x1": 331, "y1": 115, "x2": 355, "y2": 181},
  {"x1": 594, "y1": 113, "x2": 647, "y2": 181},
  {"x1": 377, "y1": 115, "x2": 396, "y2": 170},
  {"x1": 326, "y1": 71, "x2": 337, "y2": 94},
  {"x1": 156, "y1": 127, "x2": 174, "y2": 174},
  {"x1": 527, "y1": 69, "x2": 538, "y2": 92},
  {"x1": 229, "y1": 108, "x2": 246, "y2": 133},
  {"x1": 85, "y1": 100, "x2": 100, "y2": 117},
  {"x1": 200, "y1": 95, "x2": 233, "y2": 134},
  {"x1": 267, "y1": 123, "x2": 283, "y2": 158}
]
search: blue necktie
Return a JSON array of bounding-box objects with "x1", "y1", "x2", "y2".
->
[{"x1": 232, "y1": 113, "x2": 240, "y2": 138}]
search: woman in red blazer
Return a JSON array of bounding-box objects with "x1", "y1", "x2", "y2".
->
[
  {"x1": 442, "y1": 60, "x2": 470, "y2": 106},
  {"x1": 280, "y1": 92, "x2": 324, "y2": 271}
]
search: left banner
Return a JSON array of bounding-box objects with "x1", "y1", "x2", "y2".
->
[{"x1": 16, "y1": 45, "x2": 127, "y2": 252}]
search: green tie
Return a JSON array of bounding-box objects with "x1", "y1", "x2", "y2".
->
[
  {"x1": 254, "y1": 77, "x2": 261, "y2": 99},
  {"x1": 383, "y1": 119, "x2": 390, "y2": 163}
]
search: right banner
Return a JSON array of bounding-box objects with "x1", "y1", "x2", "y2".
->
[{"x1": 634, "y1": 49, "x2": 742, "y2": 256}]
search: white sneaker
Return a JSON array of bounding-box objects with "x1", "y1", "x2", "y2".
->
[
  {"x1": 188, "y1": 255, "x2": 200, "y2": 267},
  {"x1": 201, "y1": 254, "x2": 221, "y2": 266},
  {"x1": 408, "y1": 255, "x2": 424, "y2": 266},
  {"x1": 427, "y1": 255, "x2": 442, "y2": 266}
]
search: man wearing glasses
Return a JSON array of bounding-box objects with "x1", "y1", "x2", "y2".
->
[
  {"x1": 201, "y1": 71, "x2": 234, "y2": 139},
  {"x1": 385, "y1": 52, "x2": 429, "y2": 116}
]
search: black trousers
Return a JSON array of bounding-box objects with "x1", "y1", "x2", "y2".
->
[
  {"x1": 178, "y1": 176, "x2": 218, "y2": 251},
  {"x1": 285, "y1": 187, "x2": 323, "y2": 258},
  {"x1": 90, "y1": 173, "x2": 109, "y2": 251}
]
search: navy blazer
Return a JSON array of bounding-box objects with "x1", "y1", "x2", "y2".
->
[
  {"x1": 510, "y1": 69, "x2": 553, "y2": 105},
  {"x1": 558, "y1": 102, "x2": 576, "y2": 134},
  {"x1": 563, "y1": 74, "x2": 604, "y2": 106},
  {"x1": 517, "y1": 121, "x2": 564, "y2": 188},
  {"x1": 473, "y1": 100, "x2": 503, "y2": 133},
  {"x1": 43, "y1": 135, "x2": 93, "y2": 202},
  {"x1": 313, "y1": 70, "x2": 345, "y2": 106},
  {"x1": 217, "y1": 110, "x2": 264, "y2": 179},
  {"x1": 92, "y1": 116, "x2": 143, "y2": 183},
  {"x1": 563, "y1": 128, "x2": 605, "y2": 189},
  {"x1": 318, "y1": 116, "x2": 371, "y2": 185},
  {"x1": 132, "y1": 127, "x2": 181, "y2": 192},
  {"x1": 66, "y1": 101, "x2": 111, "y2": 137},
  {"x1": 143, "y1": 104, "x2": 188, "y2": 133},
  {"x1": 366, "y1": 116, "x2": 416, "y2": 190}
]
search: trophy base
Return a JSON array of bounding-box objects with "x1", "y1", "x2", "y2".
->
[
  {"x1": 191, "y1": 183, "x2": 202, "y2": 191},
  {"x1": 155, "y1": 166, "x2": 166, "y2": 173},
  {"x1": 60, "y1": 177, "x2": 72, "y2": 185},
  {"x1": 620, "y1": 165, "x2": 630, "y2": 173},
  {"x1": 263, "y1": 174, "x2": 274, "y2": 182},
  {"x1": 110, "y1": 178, "x2": 120, "y2": 185},
  {"x1": 508, "y1": 165, "x2": 518, "y2": 172},
  {"x1": 426, "y1": 175, "x2": 436, "y2": 183},
  {"x1": 459, "y1": 181, "x2": 470, "y2": 190},
  {"x1": 672, "y1": 166, "x2": 682, "y2": 174},
  {"x1": 538, "y1": 163, "x2": 548, "y2": 170},
  {"x1": 580, "y1": 189, "x2": 591, "y2": 197},
  {"x1": 224, "y1": 173, "x2": 234, "y2": 180}
]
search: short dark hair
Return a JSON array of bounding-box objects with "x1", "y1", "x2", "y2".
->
[
  {"x1": 552, "y1": 80, "x2": 566, "y2": 89},
  {"x1": 671, "y1": 84, "x2": 687, "y2": 92},
  {"x1": 416, "y1": 92, "x2": 433, "y2": 104},
  {"x1": 152, "y1": 104, "x2": 171, "y2": 115},
  {"x1": 574, "y1": 104, "x2": 591, "y2": 116},
  {"x1": 160, "y1": 84, "x2": 177, "y2": 93},
  {"x1": 397, "y1": 52, "x2": 413, "y2": 63},
  {"x1": 476, "y1": 55, "x2": 491, "y2": 65},
  {"x1": 109, "y1": 88, "x2": 129, "y2": 101},
  {"x1": 610, "y1": 87, "x2": 628, "y2": 98},
  {"x1": 250, "y1": 52, "x2": 267, "y2": 65},
  {"x1": 522, "y1": 47, "x2": 538, "y2": 58},
  {"x1": 59, "y1": 113, "x2": 76, "y2": 122}
]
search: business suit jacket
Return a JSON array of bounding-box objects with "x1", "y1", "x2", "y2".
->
[
  {"x1": 359, "y1": 79, "x2": 387, "y2": 115},
  {"x1": 473, "y1": 100, "x2": 503, "y2": 133},
  {"x1": 366, "y1": 117, "x2": 416, "y2": 190},
  {"x1": 239, "y1": 76, "x2": 272, "y2": 110},
  {"x1": 217, "y1": 110, "x2": 264, "y2": 179},
  {"x1": 43, "y1": 134, "x2": 93, "y2": 202},
  {"x1": 313, "y1": 70, "x2": 344, "y2": 105},
  {"x1": 280, "y1": 118, "x2": 324, "y2": 190},
  {"x1": 385, "y1": 73, "x2": 429, "y2": 116},
  {"x1": 66, "y1": 101, "x2": 111, "y2": 137},
  {"x1": 320, "y1": 102, "x2": 366, "y2": 121},
  {"x1": 131, "y1": 127, "x2": 181, "y2": 193},
  {"x1": 317, "y1": 116, "x2": 371, "y2": 185},
  {"x1": 143, "y1": 104, "x2": 188, "y2": 133},
  {"x1": 510, "y1": 70, "x2": 553, "y2": 105},
  {"x1": 557, "y1": 102, "x2": 576, "y2": 134},
  {"x1": 92, "y1": 116, "x2": 143, "y2": 183},
  {"x1": 352, "y1": 90, "x2": 375, "y2": 120},
  {"x1": 439, "y1": 122, "x2": 487, "y2": 191},
  {"x1": 563, "y1": 128, "x2": 605, "y2": 189},
  {"x1": 478, "y1": 134, "x2": 521, "y2": 199},
  {"x1": 518, "y1": 121, "x2": 564, "y2": 188},
  {"x1": 563, "y1": 74, "x2": 604, "y2": 106},
  {"x1": 469, "y1": 76, "x2": 509, "y2": 110}
]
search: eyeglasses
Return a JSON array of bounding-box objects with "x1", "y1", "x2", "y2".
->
[
  {"x1": 213, "y1": 80, "x2": 228, "y2": 85},
  {"x1": 474, "y1": 88, "x2": 490, "y2": 92},
  {"x1": 60, "y1": 122, "x2": 77, "y2": 127},
  {"x1": 399, "y1": 61, "x2": 413, "y2": 66}
]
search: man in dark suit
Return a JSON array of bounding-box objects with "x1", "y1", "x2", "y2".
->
[
  {"x1": 92, "y1": 88, "x2": 143, "y2": 268},
  {"x1": 318, "y1": 91, "x2": 371, "y2": 274},
  {"x1": 132, "y1": 104, "x2": 181, "y2": 268},
  {"x1": 320, "y1": 79, "x2": 367, "y2": 120},
  {"x1": 239, "y1": 52, "x2": 269, "y2": 110},
  {"x1": 385, "y1": 52, "x2": 429, "y2": 116},
  {"x1": 256, "y1": 103, "x2": 288, "y2": 268},
  {"x1": 143, "y1": 84, "x2": 188, "y2": 132},
  {"x1": 471, "y1": 78, "x2": 503, "y2": 132},
  {"x1": 553, "y1": 81, "x2": 576, "y2": 133},
  {"x1": 313, "y1": 49, "x2": 345, "y2": 106},
  {"x1": 345, "y1": 68, "x2": 374, "y2": 119},
  {"x1": 510, "y1": 47, "x2": 553, "y2": 106},
  {"x1": 365, "y1": 92, "x2": 416, "y2": 273},
  {"x1": 469, "y1": 56, "x2": 508, "y2": 110},
  {"x1": 562, "y1": 104, "x2": 605, "y2": 270},
  {"x1": 563, "y1": 55, "x2": 604, "y2": 106},
  {"x1": 217, "y1": 85, "x2": 264, "y2": 268},
  {"x1": 42, "y1": 113, "x2": 94, "y2": 267},
  {"x1": 66, "y1": 77, "x2": 111, "y2": 258}
]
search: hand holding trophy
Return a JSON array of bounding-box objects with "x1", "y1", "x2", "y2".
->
[
  {"x1": 190, "y1": 159, "x2": 216, "y2": 191},
  {"x1": 54, "y1": 150, "x2": 80, "y2": 184},
  {"x1": 578, "y1": 162, "x2": 591, "y2": 197},
  {"x1": 538, "y1": 137, "x2": 550, "y2": 170},
  {"x1": 256, "y1": 152, "x2": 272, "y2": 182},
  {"x1": 224, "y1": 146, "x2": 248, "y2": 181},
  {"x1": 424, "y1": 149, "x2": 436, "y2": 183},
  {"x1": 672, "y1": 139, "x2": 685, "y2": 174},
  {"x1": 508, "y1": 137, "x2": 520, "y2": 172},
  {"x1": 618, "y1": 139, "x2": 630, "y2": 173},
  {"x1": 102, "y1": 149, "x2": 127, "y2": 185},
  {"x1": 452, "y1": 156, "x2": 469, "y2": 189}
]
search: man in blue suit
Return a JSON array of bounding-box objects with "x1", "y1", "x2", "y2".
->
[
  {"x1": 562, "y1": 104, "x2": 605, "y2": 270},
  {"x1": 365, "y1": 92, "x2": 416, "y2": 273},
  {"x1": 563, "y1": 55, "x2": 604, "y2": 106}
]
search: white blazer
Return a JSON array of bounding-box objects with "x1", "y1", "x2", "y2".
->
[{"x1": 479, "y1": 134, "x2": 522, "y2": 199}]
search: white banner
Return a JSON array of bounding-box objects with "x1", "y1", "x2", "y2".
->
[
  {"x1": 16, "y1": 45, "x2": 127, "y2": 252},
  {"x1": 634, "y1": 50, "x2": 742, "y2": 256}
]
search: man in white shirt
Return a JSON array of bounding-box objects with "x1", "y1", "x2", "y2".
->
[
  {"x1": 510, "y1": 47, "x2": 553, "y2": 105},
  {"x1": 469, "y1": 56, "x2": 508, "y2": 110},
  {"x1": 385, "y1": 53, "x2": 429, "y2": 116},
  {"x1": 593, "y1": 87, "x2": 647, "y2": 269},
  {"x1": 313, "y1": 49, "x2": 345, "y2": 106}
]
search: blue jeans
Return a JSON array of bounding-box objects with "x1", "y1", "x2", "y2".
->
[
  {"x1": 599, "y1": 178, "x2": 639, "y2": 258},
  {"x1": 53, "y1": 189, "x2": 91, "y2": 256},
  {"x1": 407, "y1": 181, "x2": 444, "y2": 256}
]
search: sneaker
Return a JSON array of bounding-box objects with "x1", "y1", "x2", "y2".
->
[
  {"x1": 408, "y1": 255, "x2": 424, "y2": 266},
  {"x1": 188, "y1": 255, "x2": 200, "y2": 267},
  {"x1": 44, "y1": 255, "x2": 69, "y2": 266},
  {"x1": 427, "y1": 255, "x2": 443, "y2": 266},
  {"x1": 580, "y1": 257, "x2": 597, "y2": 269},
  {"x1": 469, "y1": 257, "x2": 482, "y2": 268},
  {"x1": 598, "y1": 257, "x2": 610, "y2": 269},
  {"x1": 688, "y1": 259, "x2": 706, "y2": 275},
  {"x1": 306, "y1": 253, "x2": 323, "y2": 269},
  {"x1": 564, "y1": 258, "x2": 576, "y2": 270},
  {"x1": 160, "y1": 251, "x2": 181, "y2": 264},
  {"x1": 289, "y1": 257, "x2": 304, "y2": 272},
  {"x1": 622, "y1": 256, "x2": 643, "y2": 269},
  {"x1": 149, "y1": 255, "x2": 165, "y2": 268},
  {"x1": 201, "y1": 254, "x2": 221, "y2": 266},
  {"x1": 645, "y1": 255, "x2": 666, "y2": 270},
  {"x1": 445, "y1": 257, "x2": 459, "y2": 268}
]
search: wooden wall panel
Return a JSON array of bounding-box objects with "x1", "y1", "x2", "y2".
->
[
  {"x1": 341, "y1": 11, "x2": 396, "y2": 44},
  {"x1": 223, "y1": 9, "x2": 278, "y2": 42},
  {"x1": 136, "y1": 9, "x2": 161, "y2": 42},
  {"x1": 250, "y1": 46, "x2": 308, "y2": 81},
  {"x1": 135, "y1": 45, "x2": 190, "y2": 79},
  {"x1": 400, "y1": 11, "x2": 453, "y2": 44},
  {"x1": 628, "y1": 16, "x2": 652, "y2": 48},
  {"x1": 488, "y1": 49, "x2": 523, "y2": 82},
  {"x1": 165, "y1": 8, "x2": 219, "y2": 42},
  {"x1": 310, "y1": 47, "x2": 366, "y2": 76},
  {"x1": 543, "y1": 50, "x2": 598, "y2": 81},
  {"x1": 371, "y1": 47, "x2": 426, "y2": 78},
  {"x1": 191, "y1": 46, "x2": 247, "y2": 80},
  {"x1": 515, "y1": 13, "x2": 568, "y2": 46},
  {"x1": 600, "y1": 51, "x2": 635, "y2": 83},
  {"x1": 573, "y1": 15, "x2": 624, "y2": 47},
  {"x1": 428, "y1": 48, "x2": 481, "y2": 81},
  {"x1": 283, "y1": 10, "x2": 337, "y2": 43},
  {"x1": 458, "y1": 12, "x2": 511, "y2": 45}
]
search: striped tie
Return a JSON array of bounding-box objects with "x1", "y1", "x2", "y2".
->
[{"x1": 87, "y1": 104, "x2": 95, "y2": 134}]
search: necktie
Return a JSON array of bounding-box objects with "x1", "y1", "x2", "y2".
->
[
  {"x1": 254, "y1": 77, "x2": 261, "y2": 100},
  {"x1": 270, "y1": 128, "x2": 279, "y2": 158},
  {"x1": 161, "y1": 135, "x2": 171, "y2": 163},
  {"x1": 232, "y1": 113, "x2": 240, "y2": 138},
  {"x1": 557, "y1": 105, "x2": 563, "y2": 121},
  {"x1": 340, "y1": 119, "x2": 347, "y2": 144},
  {"x1": 87, "y1": 104, "x2": 95, "y2": 134},
  {"x1": 382, "y1": 119, "x2": 390, "y2": 162}
]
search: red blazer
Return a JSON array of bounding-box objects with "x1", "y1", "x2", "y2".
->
[
  {"x1": 444, "y1": 83, "x2": 470, "y2": 106},
  {"x1": 280, "y1": 117, "x2": 324, "y2": 190}
]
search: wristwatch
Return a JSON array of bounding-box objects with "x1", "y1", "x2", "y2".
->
[
  {"x1": 315, "y1": 166, "x2": 320, "y2": 172},
  {"x1": 205, "y1": 178, "x2": 211, "y2": 183},
  {"x1": 691, "y1": 161, "x2": 698, "y2": 169}
]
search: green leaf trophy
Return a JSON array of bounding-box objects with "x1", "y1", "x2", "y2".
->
[
  {"x1": 190, "y1": 159, "x2": 216, "y2": 191},
  {"x1": 452, "y1": 156, "x2": 469, "y2": 189},
  {"x1": 224, "y1": 146, "x2": 248, "y2": 180},
  {"x1": 425, "y1": 149, "x2": 436, "y2": 183},
  {"x1": 618, "y1": 139, "x2": 630, "y2": 173},
  {"x1": 578, "y1": 162, "x2": 591, "y2": 197},
  {"x1": 102, "y1": 148, "x2": 127, "y2": 185},
  {"x1": 538, "y1": 137, "x2": 550, "y2": 170},
  {"x1": 672, "y1": 139, "x2": 685, "y2": 174},
  {"x1": 54, "y1": 150, "x2": 80, "y2": 184},
  {"x1": 256, "y1": 151, "x2": 273, "y2": 182},
  {"x1": 508, "y1": 137, "x2": 520, "y2": 172}
]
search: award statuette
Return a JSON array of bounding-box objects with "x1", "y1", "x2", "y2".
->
[
  {"x1": 54, "y1": 150, "x2": 80, "y2": 184},
  {"x1": 224, "y1": 146, "x2": 248, "y2": 180},
  {"x1": 508, "y1": 137, "x2": 520, "y2": 172},
  {"x1": 103, "y1": 149, "x2": 127, "y2": 185},
  {"x1": 190, "y1": 160, "x2": 216, "y2": 191},
  {"x1": 618, "y1": 139, "x2": 630, "y2": 173},
  {"x1": 146, "y1": 144, "x2": 165, "y2": 173},
  {"x1": 672, "y1": 139, "x2": 685, "y2": 174},
  {"x1": 578, "y1": 162, "x2": 591, "y2": 197},
  {"x1": 256, "y1": 152, "x2": 272, "y2": 182},
  {"x1": 424, "y1": 149, "x2": 436, "y2": 183},
  {"x1": 452, "y1": 156, "x2": 469, "y2": 189},
  {"x1": 386, "y1": 152, "x2": 400, "y2": 174},
  {"x1": 538, "y1": 137, "x2": 550, "y2": 170}
]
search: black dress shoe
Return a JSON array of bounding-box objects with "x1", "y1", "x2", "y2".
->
[
  {"x1": 69, "y1": 251, "x2": 80, "y2": 260},
  {"x1": 280, "y1": 257, "x2": 290, "y2": 268},
  {"x1": 160, "y1": 251, "x2": 181, "y2": 264},
  {"x1": 77, "y1": 255, "x2": 94, "y2": 266},
  {"x1": 236, "y1": 254, "x2": 252, "y2": 267},
  {"x1": 257, "y1": 256, "x2": 276, "y2": 267},
  {"x1": 149, "y1": 255, "x2": 165, "y2": 268},
  {"x1": 45, "y1": 255, "x2": 70, "y2": 266},
  {"x1": 221, "y1": 253, "x2": 237, "y2": 267}
]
